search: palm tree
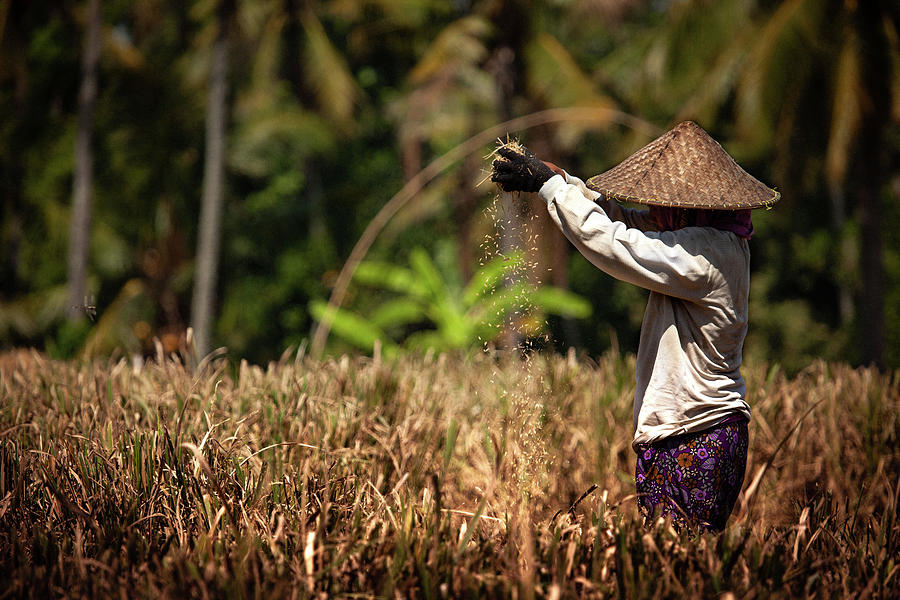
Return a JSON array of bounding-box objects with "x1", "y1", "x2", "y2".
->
[
  {"x1": 66, "y1": 0, "x2": 102, "y2": 321},
  {"x1": 843, "y1": 1, "x2": 897, "y2": 368},
  {"x1": 209, "y1": 0, "x2": 368, "y2": 360},
  {"x1": 191, "y1": 0, "x2": 234, "y2": 360}
]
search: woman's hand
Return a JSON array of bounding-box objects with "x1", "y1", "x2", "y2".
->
[{"x1": 491, "y1": 145, "x2": 555, "y2": 193}]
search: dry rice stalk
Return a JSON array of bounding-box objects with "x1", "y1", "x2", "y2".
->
[{"x1": 492, "y1": 135, "x2": 526, "y2": 160}]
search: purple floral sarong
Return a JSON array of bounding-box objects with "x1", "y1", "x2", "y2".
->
[{"x1": 634, "y1": 417, "x2": 749, "y2": 532}]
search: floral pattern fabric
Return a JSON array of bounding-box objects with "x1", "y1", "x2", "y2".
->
[{"x1": 634, "y1": 417, "x2": 749, "y2": 532}]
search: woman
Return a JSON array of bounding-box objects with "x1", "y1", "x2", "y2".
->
[{"x1": 491, "y1": 121, "x2": 779, "y2": 531}]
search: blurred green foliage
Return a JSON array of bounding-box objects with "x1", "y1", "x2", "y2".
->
[
  {"x1": 0, "y1": 0, "x2": 898, "y2": 372},
  {"x1": 311, "y1": 245, "x2": 591, "y2": 356}
]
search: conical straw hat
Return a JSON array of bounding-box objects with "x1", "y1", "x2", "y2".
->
[{"x1": 585, "y1": 121, "x2": 780, "y2": 210}]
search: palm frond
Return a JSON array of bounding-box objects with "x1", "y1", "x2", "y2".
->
[
  {"x1": 309, "y1": 300, "x2": 396, "y2": 356},
  {"x1": 409, "y1": 16, "x2": 491, "y2": 85},
  {"x1": 524, "y1": 32, "x2": 618, "y2": 147},
  {"x1": 301, "y1": 9, "x2": 364, "y2": 133},
  {"x1": 734, "y1": 0, "x2": 823, "y2": 153},
  {"x1": 825, "y1": 32, "x2": 865, "y2": 188}
]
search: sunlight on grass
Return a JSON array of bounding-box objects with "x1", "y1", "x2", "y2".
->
[{"x1": 0, "y1": 349, "x2": 897, "y2": 597}]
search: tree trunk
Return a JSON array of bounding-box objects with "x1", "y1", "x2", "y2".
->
[
  {"x1": 66, "y1": 0, "x2": 101, "y2": 320},
  {"x1": 854, "y1": 0, "x2": 890, "y2": 368},
  {"x1": 857, "y1": 176, "x2": 884, "y2": 368},
  {"x1": 190, "y1": 0, "x2": 231, "y2": 359},
  {"x1": 455, "y1": 150, "x2": 480, "y2": 283},
  {"x1": 828, "y1": 185, "x2": 854, "y2": 325}
]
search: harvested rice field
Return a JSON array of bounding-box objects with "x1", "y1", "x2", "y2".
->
[{"x1": 0, "y1": 348, "x2": 898, "y2": 598}]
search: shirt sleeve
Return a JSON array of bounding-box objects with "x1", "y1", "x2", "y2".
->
[
  {"x1": 562, "y1": 172, "x2": 657, "y2": 231},
  {"x1": 539, "y1": 175, "x2": 712, "y2": 301}
]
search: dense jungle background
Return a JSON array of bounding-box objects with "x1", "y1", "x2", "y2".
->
[{"x1": 2, "y1": 0, "x2": 899, "y2": 372}]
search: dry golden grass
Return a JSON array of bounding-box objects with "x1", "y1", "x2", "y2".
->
[
  {"x1": 494, "y1": 137, "x2": 527, "y2": 158},
  {"x1": 0, "y1": 347, "x2": 897, "y2": 598}
]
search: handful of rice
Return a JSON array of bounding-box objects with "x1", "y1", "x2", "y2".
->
[{"x1": 487, "y1": 137, "x2": 528, "y2": 191}]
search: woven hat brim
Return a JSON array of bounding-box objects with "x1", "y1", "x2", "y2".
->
[{"x1": 585, "y1": 121, "x2": 780, "y2": 210}]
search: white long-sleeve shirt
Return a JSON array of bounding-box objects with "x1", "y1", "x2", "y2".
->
[{"x1": 539, "y1": 173, "x2": 751, "y2": 448}]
